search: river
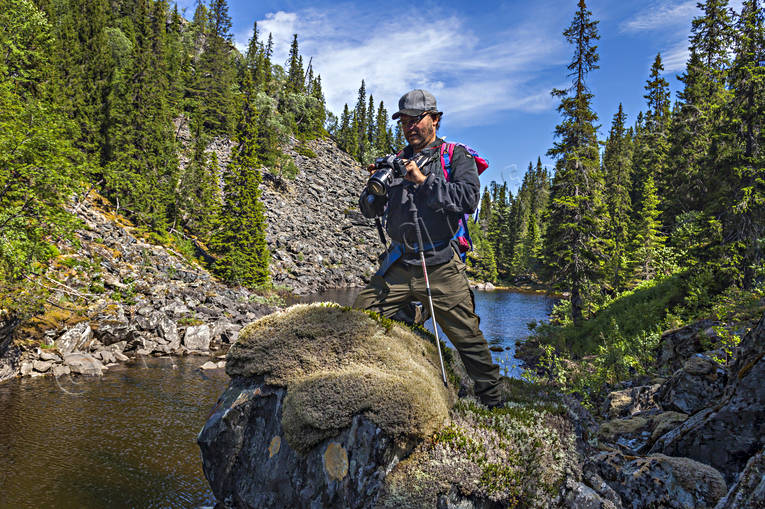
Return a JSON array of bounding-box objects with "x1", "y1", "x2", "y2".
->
[{"x1": 0, "y1": 289, "x2": 554, "y2": 508}]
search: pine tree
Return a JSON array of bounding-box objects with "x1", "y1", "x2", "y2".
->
[
  {"x1": 48, "y1": 0, "x2": 111, "y2": 159},
  {"x1": 373, "y1": 101, "x2": 392, "y2": 155},
  {"x1": 194, "y1": 0, "x2": 235, "y2": 134},
  {"x1": 104, "y1": 0, "x2": 178, "y2": 230},
  {"x1": 630, "y1": 176, "x2": 665, "y2": 281},
  {"x1": 664, "y1": 0, "x2": 734, "y2": 225},
  {"x1": 633, "y1": 54, "x2": 671, "y2": 214},
  {"x1": 602, "y1": 104, "x2": 633, "y2": 290},
  {"x1": 542, "y1": 0, "x2": 604, "y2": 326},
  {"x1": 719, "y1": 0, "x2": 765, "y2": 285},
  {"x1": 354, "y1": 80, "x2": 370, "y2": 163},
  {"x1": 1, "y1": 0, "x2": 82, "y2": 311},
  {"x1": 209, "y1": 72, "x2": 270, "y2": 287},
  {"x1": 286, "y1": 34, "x2": 304, "y2": 93}
]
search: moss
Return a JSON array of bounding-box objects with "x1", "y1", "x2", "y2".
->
[
  {"x1": 378, "y1": 388, "x2": 576, "y2": 508},
  {"x1": 227, "y1": 303, "x2": 453, "y2": 454}
]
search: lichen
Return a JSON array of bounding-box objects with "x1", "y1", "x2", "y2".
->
[
  {"x1": 226, "y1": 303, "x2": 453, "y2": 454},
  {"x1": 377, "y1": 379, "x2": 577, "y2": 509}
]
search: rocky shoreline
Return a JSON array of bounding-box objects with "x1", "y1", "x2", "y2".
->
[{"x1": 516, "y1": 314, "x2": 765, "y2": 508}]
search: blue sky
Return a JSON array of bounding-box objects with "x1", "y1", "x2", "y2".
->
[{"x1": 178, "y1": 0, "x2": 743, "y2": 193}]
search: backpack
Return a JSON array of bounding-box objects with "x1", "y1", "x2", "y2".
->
[{"x1": 439, "y1": 142, "x2": 489, "y2": 261}]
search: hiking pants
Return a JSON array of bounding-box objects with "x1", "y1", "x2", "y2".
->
[{"x1": 353, "y1": 252, "x2": 501, "y2": 406}]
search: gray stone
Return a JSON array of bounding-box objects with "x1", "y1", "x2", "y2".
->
[
  {"x1": 55, "y1": 322, "x2": 93, "y2": 354},
  {"x1": 594, "y1": 452, "x2": 727, "y2": 509},
  {"x1": 657, "y1": 354, "x2": 727, "y2": 415},
  {"x1": 20, "y1": 361, "x2": 33, "y2": 377},
  {"x1": 32, "y1": 360, "x2": 53, "y2": 373},
  {"x1": 564, "y1": 479, "x2": 620, "y2": 509},
  {"x1": 714, "y1": 447, "x2": 765, "y2": 509},
  {"x1": 38, "y1": 351, "x2": 61, "y2": 362},
  {"x1": 183, "y1": 324, "x2": 211, "y2": 351},
  {"x1": 198, "y1": 379, "x2": 418, "y2": 509},
  {"x1": 156, "y1": 316, "x2": 180, "y2": 350},
  {"x1": 52, "y1": 365, "x2": 71, "y2": 377},
  {"x1": 652, "y1": 312, "x2": 765, "y2": 483},
  {"x1": 604, "y1": 384, "x2": 661, "y2": 419},
  {"x1": 63, "y1": 353, "x2": 104, "y2": 376},
  {"x1": 113, "y1": 351, "x2": 129, "y2": 362},
  {"x1": 93, "y1": 317, "x2": 133, "y2": 346},
  {"x1": 199, "y1": 361, "x2": 218, "y2": 370}
]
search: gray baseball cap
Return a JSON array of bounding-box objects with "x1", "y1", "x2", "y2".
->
[{"x1": 391, "y1": 89, "x2": 442, "y2": 119}]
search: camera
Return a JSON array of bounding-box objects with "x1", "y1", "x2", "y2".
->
[{"x1": 366, "y1": 155, "x2": 408, "y2": 196}]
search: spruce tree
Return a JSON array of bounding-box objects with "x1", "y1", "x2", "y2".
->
[
  {"x1": 719, "y1": 0, "x2": 764, "y2": 285},
  {"x1": 630, "y1": 175, "x2": 665, "y2": 281},
  {"x1": 542, "y1": 0, "x2": 604, "y2": 326},
  {"x1": 602, "y1": 104, "x2": 633, "y2": 290},
  {"x1": 209, "y1": 72, "x2": 270, "y2": 287},
  {"x1": 194, "y1": 0, "x2": 235, "y2": 134},
  {"x1": 373, "y1": 101, "x2": 392, "y2": 155},
  {"x1": 286, "y1": 34, "x2": 304, "y2": 93}
]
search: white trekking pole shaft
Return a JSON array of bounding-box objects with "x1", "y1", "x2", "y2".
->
[{"x1": 409, "y1": 191, "x2": 448, "y2": 387}]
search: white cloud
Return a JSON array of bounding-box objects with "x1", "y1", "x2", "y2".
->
[
  {"x1": 240, "y1": 6, "x2": 566, "y2": 128},
  {"x1": 621, "y1": 1, "x2": 698, "y2": 32},
  {"x1": 662, "y1": 39, "x2": 690, "y2": 73}
]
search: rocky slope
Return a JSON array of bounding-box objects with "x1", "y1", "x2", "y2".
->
[{"x1": 176, "y1": 119, "x2": 382, "y2": 295}]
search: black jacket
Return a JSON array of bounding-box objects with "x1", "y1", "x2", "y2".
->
[{"x1": 360, "y1": 138, "x2": 480, "y2": 266}]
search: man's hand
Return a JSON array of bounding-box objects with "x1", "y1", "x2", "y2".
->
[{"x1": 403, "y1": 159, "x2": 427, "y2": 185}]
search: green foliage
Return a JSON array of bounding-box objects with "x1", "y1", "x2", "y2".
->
[{"x1": 0, "y1": 0, "x2": 82, "y2": 316}]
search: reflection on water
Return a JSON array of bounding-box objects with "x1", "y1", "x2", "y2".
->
[
  {"x1": 297, "y1": 288, "x2": 556, "y2": 378},
  {"x1": 0, "y1": 357, "x2": 228, "y2": 509}
]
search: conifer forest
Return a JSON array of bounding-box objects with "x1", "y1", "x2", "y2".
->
[{"x1": 1, "y1": 0, "x2": 764, "y2": 392}]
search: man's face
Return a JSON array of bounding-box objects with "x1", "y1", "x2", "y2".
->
[{"x1": 399, "y1": 112, "x2": 438, "y2": 150}]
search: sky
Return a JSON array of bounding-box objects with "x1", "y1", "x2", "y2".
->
[{"x1": 177, "y1": 0, "x2": 744, "y2": 193}]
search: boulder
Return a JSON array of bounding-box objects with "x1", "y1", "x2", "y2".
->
[
  {"x1": 603, "y1": 384, "x2": 661, "y2": 419},
  {"x1": 594, "y1": 452, "x2": 727, "y2": 508},
  {"x1": 598, "y1": 412, "x2": 687, "y2": 454},
  {"x1": 656, "y1": 319, "x2": 720, "y2": 375},
  {"x1": 199, "y1": 361, "x2": 218, "y2": 370},
  {"x1": 199, "y1": 304, "x2": 452, "y2": 508},
  {"x1": 714, "y1": 447, "x2": 765, "y2": 508},
  {"x1": 63, "y1": 352, "x2": 104, "y2": 376},
  {"x1": 184, "y1": 324, "x2": 211, "y2": 351},
  {"x1": 156, "y1": 316, "x2": 180, "y2": 350},
  {"x1": 92, "y1": 317, "x2": 133, "y2": 346},
  {"x1": 55, "y1": 322, "x2": 93, "y2": 354},
  {"x1": 652, "y1": 313, "x2": 765, "y2": 482},
  {"x1": 38, "y1": 351, "x2": 61, "y2": 362},
  {"x1": 52, "y1": 364, "x2": 71, "y2": 377},
  {"x1": 657, "y1": 354, "x2": 727, "y2": 415},
  {"x1": 32, "y1": 360, "x2": 53, "y2": 373}
]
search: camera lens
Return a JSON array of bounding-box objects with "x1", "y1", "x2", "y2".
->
[{"x1": 367, "y1": 178, "x2": 387, "y2": 196}]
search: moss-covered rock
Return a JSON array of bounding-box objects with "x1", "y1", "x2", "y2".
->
[{"x1": 225, "y1": 303, "x2": 452, "y2": 453}]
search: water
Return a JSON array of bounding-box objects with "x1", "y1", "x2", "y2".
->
[
  {"x1": 0, "y1": 289, "x2": 553, "y2": 508},
  {"x1": 0, "y1": 357, "x2": 228, "y2": 509},
  {"x1": 296, "y1": 288, "x2": 557, "y2": 377}
]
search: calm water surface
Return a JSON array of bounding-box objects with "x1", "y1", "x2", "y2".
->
[
  {"x1": 0, "y1": 290, "x2": 553, "y2": 508},
  {"x1": 0, "y1": 357, "x2": 228, "y2": 509}
]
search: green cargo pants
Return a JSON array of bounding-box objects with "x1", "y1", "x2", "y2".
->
[{"x1": 353, "y1": 252, "x2": 501, "y2": 406}]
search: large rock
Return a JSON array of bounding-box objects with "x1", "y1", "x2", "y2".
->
[
  {"x1": 652, "y1": 312, "x2": 765, "y2": 482},
  {"x1": 183, "y1": 324, "x2": 211, "y2": 351},
  {"x1": 199, "y1": 304, "x2": 451, "y2": 508},
  {"x1": 656, "y1": 319, "x2": 720, "y2": 375},
  {"x1": 657, "y1": 354, "x2": 727, "y2": 415},
  {"x1": 594, "y1": 452, "x2": 727, "y2": 508},
  {"x1": 714, "y1": 447, "x2": 765, "y2": 508},
  {"x1": 55, "y1": 322, "x2": 93, "y2": 354},
  {"x1": 603, "y1": 384, "x2": 661, "y2": 419},
  {"x1": 63, "y1": 352, "x2": 104, "y2": 376}
]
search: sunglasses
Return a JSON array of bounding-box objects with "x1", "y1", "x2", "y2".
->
[{"x1": 398, "y1": 112, "x2": 431, "y2": 128}]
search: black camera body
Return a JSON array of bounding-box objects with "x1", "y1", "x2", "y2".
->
[{"x1": 366, "y1": 155, "x2": 408, "y2": 196}]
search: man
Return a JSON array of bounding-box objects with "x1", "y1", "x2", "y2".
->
[{"x1": 353, "y1": 89, "x2": 502, "y2": 408}]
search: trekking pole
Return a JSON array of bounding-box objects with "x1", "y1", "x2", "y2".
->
[{"x1": 408, "y1": 190, "x2": 448, "y2": 387}]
